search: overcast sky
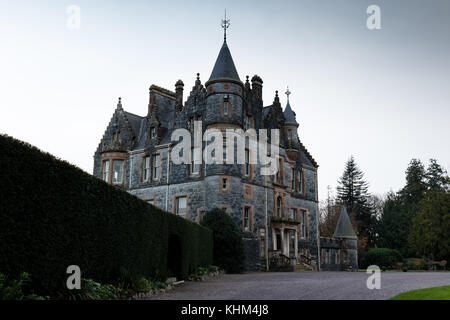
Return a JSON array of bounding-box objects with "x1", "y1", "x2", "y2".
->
[{"x1": 1, "y1": 0, "x2": 449, "y2": 201}]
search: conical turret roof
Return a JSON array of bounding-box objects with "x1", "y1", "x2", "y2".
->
[
  {"x1": 208, "y1": 41, "x2": 240, "y2": 82},
  {"x1": 284, "y1": 101, "x2": 298, "y2": 124},
  {"x1": 333, "y1": 206, "x2": 357, "y2": 239}
]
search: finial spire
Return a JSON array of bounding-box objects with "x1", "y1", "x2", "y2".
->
[
  {"x1": 221, "y1": 9, "x2": 230, "y2": 42},
  {"x1": 117, "y1": 97, "x2": 122, "y2": 109},
  {"x1": 274, "y1": 90, "x2": 280, "y2": 104},
  {"x1": 285, "y1": 86, "x2": 291, "y2": 102}
]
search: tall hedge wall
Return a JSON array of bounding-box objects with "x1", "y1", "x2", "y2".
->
[{"x1": 0, "y1": 134, "x2": 212, "y2": 295}]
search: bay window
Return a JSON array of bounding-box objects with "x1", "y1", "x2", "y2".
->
[
  {"x1": 102, "y1": 160, "x2": 110, "y2": 182},
  {"x1": 112, "y1": 160, "x2": 124, "y2": 184}
]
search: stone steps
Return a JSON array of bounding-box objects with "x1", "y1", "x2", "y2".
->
[{"x1": 294, "y1": 263, "x2": 314, "y2": 272}]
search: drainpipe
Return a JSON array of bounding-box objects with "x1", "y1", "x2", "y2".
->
[
  {"x1": 165, "y1": 145, "x2": 171, "y2": 212},
  {"x1": 316, "y1": 171, "x2": 321, "y2": 271},
  {"x1": 265, "y1": 176, "x2": 269, "y2": 271},
  {"x1": 129, "y1": 152, "x2": 133, "y2": 189}
]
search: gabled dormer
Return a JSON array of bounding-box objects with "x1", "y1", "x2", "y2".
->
[{"x1": 146, "y1": 84, "x2": 176, "y2": 148}]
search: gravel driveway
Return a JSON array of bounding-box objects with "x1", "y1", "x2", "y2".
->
[{"x1": 148, "y1": 271, "x2": 450, "y2": 300}]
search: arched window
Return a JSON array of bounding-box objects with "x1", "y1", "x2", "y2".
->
[{"x1": 277, "y1": 196, "x2": 282, "y2": 217}]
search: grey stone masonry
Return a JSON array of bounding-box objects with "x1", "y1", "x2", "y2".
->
[{"x1": 93, "y1": 35, "x2": 356, "y2": 271}]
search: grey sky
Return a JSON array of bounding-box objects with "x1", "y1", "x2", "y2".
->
[{"x1": 1, "y1": 0, "x2": 449, "y2": 201}]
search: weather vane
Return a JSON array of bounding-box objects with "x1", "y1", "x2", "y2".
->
[
  {"x1": 221, "y1": 9, "x2": 230, "y2": 42},
  {"x1": 285, "y1": 86, "x2": 291, "y2": 102}
]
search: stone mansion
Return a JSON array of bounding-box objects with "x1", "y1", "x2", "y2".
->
[{"x1": 93, "y1": 26, "x2": 358, "y2": 271}]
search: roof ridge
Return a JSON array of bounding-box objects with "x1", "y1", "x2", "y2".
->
[
  {"x1": 150, "y1": 84, "x2": 176, "y2": 97},
  {"x1": 119, "y1": 109, "x2": 136, "y2": 141},
  {"x1": 124, "y1": 110, "x2": 145, "y2": 119}
]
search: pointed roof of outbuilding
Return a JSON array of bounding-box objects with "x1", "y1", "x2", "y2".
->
[
  {"x1": 208, "y1": 41, "x2": 241, "y2": 82},
  {"x1": 284, "y1": 101, "x2": 298, "y2": 124},
  {"x1": 333, "y1": 206, "x2": 357, "y2": 239}
]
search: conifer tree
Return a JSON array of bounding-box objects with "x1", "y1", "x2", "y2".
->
[
  {"x1": 336, "y1": 156, "x2": 375, "y2": 245},
  {"x1": 425, "y1": 158, "x2": 450, "y2": 192}
]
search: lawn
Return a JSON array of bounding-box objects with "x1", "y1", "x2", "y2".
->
[{"x1": 390, "y1": 285, "x2": 450, "y2": 300}]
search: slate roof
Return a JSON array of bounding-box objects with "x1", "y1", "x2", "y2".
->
[
  {"x1": 333, "y1": 207, "x2": 357, "y2": 239},
  {"x1": 134, "y1": 117, "x2": 147, "y2": 150},
  {"x1": 208, "y1": 41, "x2": 240, "y2": 82},
  {"x1": 124, "y1": 111, "x2": 145, "y2": 137},
  {"x1": 283, "y1": 101, "x2": 298, "y2": 124}
]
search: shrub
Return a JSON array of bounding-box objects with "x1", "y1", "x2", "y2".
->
[
  {"x1": 0, "y1": 134, "x2": 213, "y2": 296},
  {"x1": 200, "y1": 208, "x2": 245, "y2": 273},
  {"x1": 405, "y1": 258, "x2": 427, "y2": 270},
  {"x1": 65, "y1": 279, "x2": 119, "y2": 300},
  {"x1": 359, "y1": 248, "x2": 403, "y2": 270},
  {"x1": 207, "y1": 265, "x2": 220, "y2": 273},
  {"x1": 0, "y1": 272, "x2": 46, "y2": 300},
  {"x1": 132, "y1": 277, "x2": 154, "y2": 293}
]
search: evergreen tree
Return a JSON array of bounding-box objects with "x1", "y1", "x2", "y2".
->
[
  {"x1": 336, "y1": 156, "x2": 375, "y2": 246},
  {"x1": 425, "y1": 159, "x2": 450, "y2": 192},
  {"x1": 398, "y1": 158, "x2": 426, "y2": 205},
  {"x1": 376, "y1": 159, "x2": 426, "y2": 254},
  {"x1": 200, "y1": 208, "x2": 246, "y2": 273},
  {"x1": 376, "y1": 158, "x2": 449, "y2": 257},
  {"x1": 408, "y1": 159, "x2": 449, "y2": 260},
  {"x1": 376, "y1": 192, "x2": 410, "y2": 256},
  {"x1": 408, "y1": 191, "x2": 450, "y2": 262}
]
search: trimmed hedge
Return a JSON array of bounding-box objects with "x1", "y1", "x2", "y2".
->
[
  {"x1": 359, "y1": 248, "x2": 403, "y2": 270},
  {"x1": 0, "y1": 134, "x2": 212, "y2": 295}
]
